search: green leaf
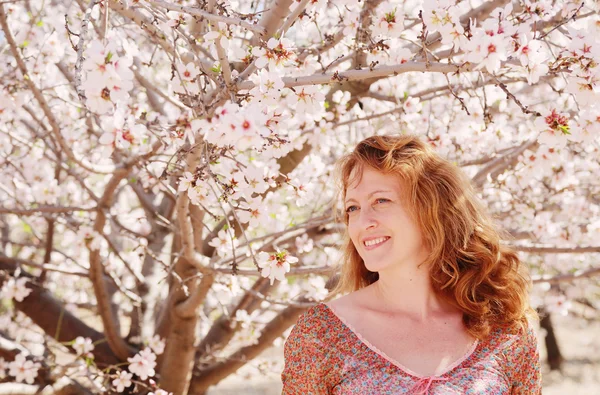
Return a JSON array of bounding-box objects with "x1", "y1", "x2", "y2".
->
[
  {"x1": 21, "y1": 222, "x2": 32, "y2": 234},
  {"x1": 559, "y1": 125, "x2": 571, "y2": 135},
  {"x1": 287, "y1": 276, "x2": 298, "y2": 285},
  {"x1": 105, "y1": 51, "x2": 113, "y2": 63}
]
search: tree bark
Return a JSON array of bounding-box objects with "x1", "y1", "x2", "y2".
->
[
  {"x1": 0, "y1": 257, "x2": 120, "y2": 366},
  {"x1": 157, "y1": 254, "x2": 202, "y2": 395},
  {"x1": 252, "y1": 0, "x2": 295, "y2": 44},
  {"x1": 189, "y1": 301, "x2": 310, "y2": 393},
  {"x1": 539, "y1": 309, "x2": 563, "y2": 371},
  {"x1": 195, "y1": 278, "x2": 274, "y2": 361}
]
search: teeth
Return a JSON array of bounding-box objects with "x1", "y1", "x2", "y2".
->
[{"x1": 364, "y1": 237, "x2": 388, "y2": 247}]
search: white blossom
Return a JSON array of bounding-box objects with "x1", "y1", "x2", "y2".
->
[
  {"x1": 0, "y1": 357, "x2": 7, "y2": 379},
  {"x1": 1, "y1": 277, "x2": 32, "y2": 302},
  {"x1": 112, "y1": 371, "x2": 133, "y2": 392},
  {"x1": 208, "y1": 229, "x2": 239, "y2": 258},
  {"x1": 128, "y1": 347, "x2": 157, "y2": 380},
  {"x1": 73, "y1": 336, "x2": 94, "y2": 357},
  {"x1": 147, "y1": 335, "x2": 165, "y2": 355},
  {"x1": 8, "y1": 354, "x2": 41, "y2": 384},
  {"x1": 256, "y1": 250, "x2": 298, "y2": 285},
  {"x1": 178, "y1": 172, "x2": 195, "y2": 192}
]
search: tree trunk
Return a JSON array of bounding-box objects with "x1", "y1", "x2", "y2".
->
[{"x1": 539, "y1": 309, "x2": 563, "y2": 370}]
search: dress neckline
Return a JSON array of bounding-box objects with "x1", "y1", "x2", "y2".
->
[{"x1": 319, "y1": 302, "x2": 480, "y2": 380}]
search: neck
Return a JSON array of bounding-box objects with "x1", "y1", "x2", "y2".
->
[{"x1": 370, "y1": 258, "x2": 453, "y2": 322}]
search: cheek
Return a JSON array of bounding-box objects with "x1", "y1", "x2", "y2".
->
[
  {"x1": 347, "y1": 223, "x2": 358, "y2": 244},
  {"x1": 403, "y1": 220, "x2": 424, "y2": 246},
  {"x1": 347, "y1": 222, "x2": 364, "y2": 250}
]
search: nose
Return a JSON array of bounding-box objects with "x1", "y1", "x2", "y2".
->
[{"x1": 358, "y1": 205, "x2": 378, "y2": 230}]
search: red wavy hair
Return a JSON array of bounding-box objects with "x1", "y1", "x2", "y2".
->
[{"x1": 328, "y1": 134, "x2": 536, "y2": 339}]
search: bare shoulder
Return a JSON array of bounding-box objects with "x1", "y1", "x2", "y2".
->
[{"x1": 325, "y1": 286, "x2": 374, "y2": 320}]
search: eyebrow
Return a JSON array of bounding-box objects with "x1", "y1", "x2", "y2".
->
[{"x1": 345, "y1": 189, "x2": 393, "y2": 205}]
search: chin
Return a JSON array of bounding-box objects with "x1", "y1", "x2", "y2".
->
[{"x1": 363, "y1": 261, "x2": 389, "y2": 273}]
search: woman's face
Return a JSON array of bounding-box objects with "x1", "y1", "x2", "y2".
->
[{"x1": 344, "y1": 166, "x2": 428, "y2": 273}]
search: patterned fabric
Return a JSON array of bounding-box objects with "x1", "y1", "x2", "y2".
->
[{"x1": 281, "y1": 303, "x2": 541, "y2": 395}]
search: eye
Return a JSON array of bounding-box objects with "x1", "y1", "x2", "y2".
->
[
  {"x1": 345, "y1": 205, "x2": 358, "y2": 213},
  {"x1": 375, "y1": 198, "x2": 390, "y2": 204}
]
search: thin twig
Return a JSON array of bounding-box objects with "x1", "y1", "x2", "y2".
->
[
  {"x1": 0, "y1": 206, "x2": 98, "y2": 215},
  {"x1": 0, "y1": 3, "x2": 116, "y2": 175},
  {"x1": 150, "y1": 1, "x2": 266, "y2": 34},
  {"x1": 537, "y1": 2, "x2": 585, "y2": 40},
  {"x1": 494, "y1": 77, "x2": 542, "y2": 117}
]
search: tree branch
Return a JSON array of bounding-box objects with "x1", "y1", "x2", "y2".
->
[
  {"x1": 239, "y1": 61, "x2": 480, "y2": 90},
  {"x1": 150, "y1": 1, "x2": 266, "y2": 34},
  {"x1": 278, "y1": 0, "x2": 310, "y2": 37},
  {"x1": 214, "y1": 29, "x2": 233, "y2": 86},
  {"x1": 109, "y1": 0, "x2": 215, "y2": 78},
  {"x1": 194, "y1": 278, "x2": 273, "y2": 361},
  {"x1": 0, "y1": 256, "x2": 120, "y2": 365},
  {"x1": 252, "y1": 0, "x2": 294, "y2": 44},
  {"x1": 532, "y1": 266, "x2": 600, "y2": 284},
  {"x1": 471, "y1": 140, "x2": 538, "y2": 188},
  {"x1": 412, "y1": 0, "x2": 510, "y2": 55},
  {"x1": 514, "y1": 245, "x2": 600, "y2": 254},
  {"x1": 0, "y1": 4, "x2": 114, "y2": 175},
  {"x1": 297, "y1": 28, "x2": 345, "y2": 63},
  {"x1": 158, "y1": 145, "x2": 211, "y2": 394},
  {"x1": 189, "y1": 300, "x2": 311, "y2": 392},
  {"x1": 88, "y1": 169, "x2": 137, "y2": 360}
]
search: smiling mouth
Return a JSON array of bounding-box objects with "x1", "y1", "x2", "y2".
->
[{"x1": 363, "y1": 237, "x2": 390, "y2": 248}]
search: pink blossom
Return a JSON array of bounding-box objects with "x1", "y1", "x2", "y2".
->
[
  {"x1": 8, "y1": 354, "x2": 41, "y2": 384},
  {"x1": 372, "y1": 4, "x2": 404, "y2": 37},
  {"x1": 236, "y1": 197, "x2": 270, "y2": 228},
  {"x1": 178, "y1": 172, "x2": 195, "y2": 192},
  {"x1": 112, "y1": 371, "x2": 132, "y2": 392},
  {"x1": 534, "y1": 108, "x2": 571, "y2": 148},
  {"x1": 73, "y1": 336, "x2": 94, "y2": 357},
  {"x1": 204, "y1": 22, "x2": 231, "y2": 50},
  {"x1": 147, "y1": 335, "x2": 165, "y2": 355},
  {"x1": 285, "y1": 85, "x2": 324, "y2": 114},
  {"x1": 256, "y1": 250, "x2": 298, "y2": 285},
  {"x1": 253, "y1": 38, "x2": 295, "y2": 70},
  {"x1": 127, "y1": 347, "x2": 156, "y2": 380},
  {"x1": 172, "y1": 62, "x2": 201, "y2": 95}
]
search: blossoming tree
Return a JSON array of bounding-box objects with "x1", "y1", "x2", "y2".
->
[{"x1": 0, "y1": 0, "x2": 599, "y2": 394}]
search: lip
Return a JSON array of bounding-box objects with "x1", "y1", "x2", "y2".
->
[{"x1": 362, "y1": 236, "x2": 390, "y2": 251}]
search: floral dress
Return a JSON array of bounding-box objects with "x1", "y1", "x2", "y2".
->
[{"x1": 281, "y1": 303, "x2": 541, "y2": 394}]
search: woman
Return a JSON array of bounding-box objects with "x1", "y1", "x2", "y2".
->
[{"x1": 281, "y1": 135, "x2": 541, "y2": 394}]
